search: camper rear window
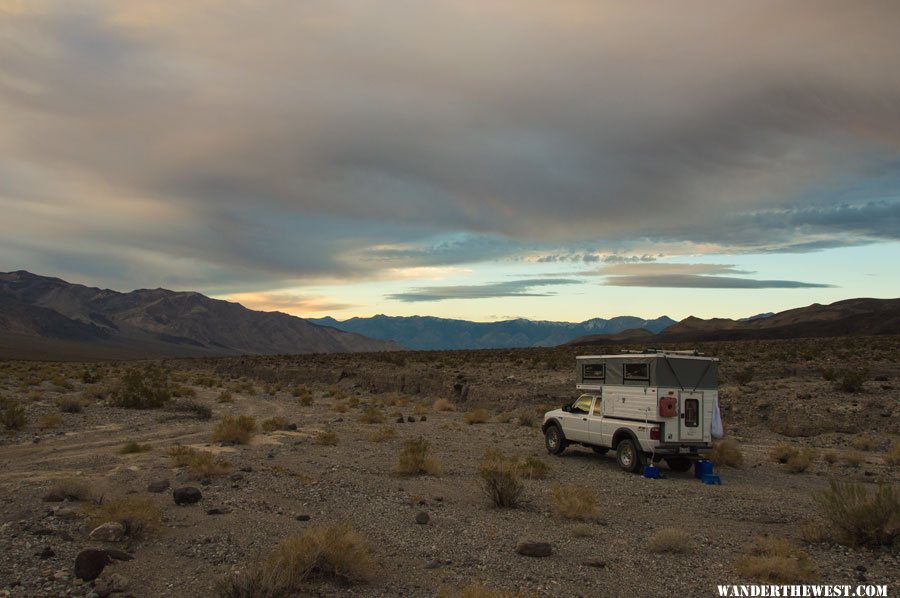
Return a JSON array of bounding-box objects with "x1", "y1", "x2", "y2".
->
[
  {"x1": 623, "y1": 363, "x2": 649, "y2": 381},
  {"x1": 582, "y1": 364, "x2": 605, "y2": 380}
]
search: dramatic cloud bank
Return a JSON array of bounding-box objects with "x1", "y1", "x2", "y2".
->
[{"x1": 1, "y1": 1, "x2": 898, "y2": 297}]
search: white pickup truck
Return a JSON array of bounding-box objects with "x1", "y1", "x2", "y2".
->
[{"x1": 541, "y1": 351, "x2": 722, "y2": 473}]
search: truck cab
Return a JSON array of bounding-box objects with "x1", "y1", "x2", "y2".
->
[{"x1": 542, "y1": 350, "x2": 722, "y2": 473}]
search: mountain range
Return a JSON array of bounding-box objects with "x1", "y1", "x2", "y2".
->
[
  {"x1": 566, "y1": 298, "x2": 900, "y2": 345},
  {"x1": 0, "y1": 271, "x2": 399, "y2": 360},
  {"x1": 308, "y1": 314, "x2": 677, "y2": 350}
]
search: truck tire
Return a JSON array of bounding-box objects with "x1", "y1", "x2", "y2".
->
[
  {"x1": 665, "y1": 457, "x2": 693, "y2": 472},
  {"x1": 592, "y1": 447, "x2": 609, "y2": 455},
  {"x1": 616, "y1": 438, "x2": 644, "y2": 473},
  {"x1": 544, "y1": 424, "x2": 567, "y2": 455}
]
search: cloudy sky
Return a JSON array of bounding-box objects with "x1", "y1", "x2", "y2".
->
[{"x1": 1, "y1": 1, "x2": 898, "y2": 322}]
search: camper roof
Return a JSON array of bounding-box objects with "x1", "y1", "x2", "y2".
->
[{"x1": 576, "y1": 353, "x2": 718, "y2": 362}]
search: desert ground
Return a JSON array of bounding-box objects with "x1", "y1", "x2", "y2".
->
[{"x1": 0, "y1": 337, "x2": 898, "y2": 597}]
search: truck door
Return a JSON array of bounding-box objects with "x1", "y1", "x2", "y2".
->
[
  {"x1": 678, "y1": 391, "x2": 704, "y2": 441},
  {"x1": 587, "y1": 396, "x2": 605, "y2": 446},
  {"x1": 565, "y1": 394, "x2": 593, "y2": 442}
]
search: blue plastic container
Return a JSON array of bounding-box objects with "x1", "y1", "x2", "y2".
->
[
  {"x1": 694, "y1": 459, "x2": 713, "y2": 478},
  {"x1": 642, "y1": 464, "x2": 661, "y2": 479}
]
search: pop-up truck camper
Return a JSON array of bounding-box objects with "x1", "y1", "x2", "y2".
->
[{"x1": 542, "y1": 350, "x2": 724, "y2": 473}]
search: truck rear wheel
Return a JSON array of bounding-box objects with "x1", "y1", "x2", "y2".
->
[
  {"x1": 544, "y1": 424, "x2": 567, "y2": 455},
  {"x1": 616, "y1": 438, "x2": 644, "y2": 473},
  {"x1": 665, "y1": 457, "x2": 693, "y2": 472}
]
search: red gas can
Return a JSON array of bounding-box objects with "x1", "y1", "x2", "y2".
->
[{"x1": 659, "y1": 396, "x2": 677, "y2": 418}]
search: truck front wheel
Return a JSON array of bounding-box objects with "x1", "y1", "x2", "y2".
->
[
  {"x1": 544, "y1": 424, "x2": 568, "y2": 455},
  {"x1": 616, "y1": 438, "x2": 645, "y2": 473}
]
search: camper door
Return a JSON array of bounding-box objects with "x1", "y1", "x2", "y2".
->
[{"x1": 678, "y1": 391, "x2": 704, "y2": 441}]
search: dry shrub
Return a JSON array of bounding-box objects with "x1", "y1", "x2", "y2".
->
[
  {"x1": 708, "y1": 438, "x2": 744, "y2": 468},
  {"x1": 263, "y1": 524, "x2": 376, "y2": 588},
  {"x1": 314, "y1": 429, "x2": 339, "y2": 445},
  {"x1": 57, "y1": 398, "x2": 84, "y2": 413},
  {"x1": 0, "y1": 399, "x2": 27, "y2": 430},
  {"x1": 367, "y1": 426, "x2": 396, "y2": 443},
  {"x1": 395, "y1": 437, "x2": 442, "y2": 476},
  {"x1": 359, "y1": 408, "x2": 385, "y2": 424},
  {"x1": 217, "y1": 391, "x2": 234, "y2": 403},
  {"x1": 785, "y1": 448, "x2": 815, "y2": 473},
  {"x1": 464, "y1": 408, "x2": 490, "y2": 425},
  {"x1": 332, "y1": 401, "x2": 348, "y2": 413},
  {"x1": 88, "y1": 496, "x2": 162, "y2": 539},
  {"x1": 169, "y1": 445, "x2": 230, "y2": 476},
  {"x1": 439, "y1": 583, "x2": 528, "y2": 598},
  {"x1": 479, "y1": 452, "x2": 523, "y2": 508},
  {"x1": 887, "y1": 441, "x2": 900, "y2": 466},
  {"x1": 517, "y1": 412, "x2": 535, "y2": 428},
  {"x1": 841, "y1": 450, "x2": 864, "y2": 468},
  {"x1": 851, "y1": 433, "x2": 879, "y2": 451},
  {"x1": 167, "y1": 399, "x2": 212, "y2": 420},
  {"x1": 110, "y1": 365, "x2": 170, "y2": 409},
  {"x1": 518, "y1": 456, "x2": 549, "y2": 479},
  {"x1": 43, "y1": 478, "x2": 92, "y2": 502},
  {"x1": 648, "y1": 528, "x2": 693, "y2": 553},
  {"x1": 412, "y1": 403, "x2": 429, "y2": 416},
  {"x1": 550, "y1": 484, "x2": 598, "y2": 521},
  {"x1": 37, "y1": 413, "x2": 63, "y2": 429},
  {"x1": 734, "y1": 536, "x2": 815, "y2": 583},
  {"x1": 298, "y1": 394, "x2": 313, "y2": 406},
  {"x1": 262, "y1": 416, "x2": 291, "y2": 432},
  {"x1": 433, "y1": 398, "x2": 455, "y2": 412},
  {"x1": 213, "y1": 415, "x2": 257, "y2": 444},
  {"x1": 770, "y1": 443, "x2": 799, "y2": 464},
  {"x1": 815, "y1": 480, "x2": 899, "y2": 547},
  {"x1": 119, "y1": 441, "x2": 151, "y2": 454},
  {"x1": 823, "y1": 450, "x2": 839, "y2": 465}
]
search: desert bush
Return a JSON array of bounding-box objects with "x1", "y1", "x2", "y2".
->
[
  {"x1": 167, "y1": 399, "x2": 212, "y2": 420},
  {"x1": 212, "y1": 415, "x2": 257, "y2": 444},
  {"x1": 433, "y1": 398, "x2": 455, "y2": 412},
  {"x1": 170, "y1": 385, "x2": 197, "y2": 398},
  {"x1": 367, "y1": 426, "x2": 396, "y2": 442},
  {"x1": 815, "y1": 480, "x2": 899, "y2": 547},
  {"x1": 57, "y1": 398, "x2": 84, "y2": 413},
  {"x1": 464, "y1": 408, "x2": 490, "y2": 425},
  {"x1": 648, "y1": 528, "x2": 692, "y2": 553},
  {"x1": 80, "y1": 369, "x2": 100, "y2": 384},
  {"x1": 887, "y1": 441, "x2": 900, "y2": 466},
  {"x1": 734, "y1": 367, "x2": 754, "y2": 386},
  {"x1": 708, "y1": 438, "x2": 744, "y2": 468},
  {"x1": 785, "y1": 448, "x2": 814, "y2": 473},
  {"x1": 298, "y1": 393, "x2": 313, "y2": 406},
  {"x1": 771, "y1": 443, "x2": 799, "y2": 464},
  {"x1": 823, "y1": 450, "x2": 838, "y2": 465},
  {"x1": 841, "y1": 450, "x2": 864, "y2": 468},
  {"x1": 37, "y1": 413, "x2": 63, "y2": 429},
  {"x1": 518, "y1": 456, "x2": 548, "y2": 479},
  {"x1": 550, "y1": 484, "x2": 597, "y2": 520},
  {"x1": 851, "y1": 433, "x2": 879, "y2": 451},
  {"x1": 359, "y1": 408, "x2": 385, "y2": 424},
  {"x1": 0, "y1": 398, "x2": 27, "y2": 430},
  {"x1": 43, "y1": 478, "x2": 92, "y2": 502},
  {"x1": 820, "y1": 366, "x2": 838, "y2": 382},
  {"x1": 88, "y1": 496, "x2": 162, "y2": 539},
  {"x1": 733, "y1": 536, "x2": 815, "y2": 583},
  {"x1": 332, "y1": 401, "x2": 348, "y2": 413},
  {"x1": 837, "y1": 369, "x2": 867, "y2": 393},
  {"x1": 231, "y1": 379, "x2": 256, "y2": 395},
  {"x1": 217, "y1": 390, "x2": 234, "y2": 403},
  {"x1": 169, "y1": 445, "x2": 230, "y2": 476},
  {"x1": 262, "y1": 416, "x2": 291, "y2": 432},
  {"x1": 262, "y1": 524, "x2": 376, "y2": 588},
  {"x1": 119, "y1": 441, "x2": 152, "y2": 454},
  {"x1": 110, "y1": 365, "x2": 170, "y2": 409},
  {"x1": 395, "y1": 437, "x2": 442, "y2": 476},
  {"x1": 479, "y1": 452, "x2": 523, "y2": 508},
  {"x1": 517, "y1": 412, "x2": 535, "y2": 427},
  {"x1": 314, "y1": 429, "x2": 339, "y2": 445}
]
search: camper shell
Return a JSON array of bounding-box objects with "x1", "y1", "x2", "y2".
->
[{"x1": 542, "y1": 350, "x2": 722, "y2": 473}]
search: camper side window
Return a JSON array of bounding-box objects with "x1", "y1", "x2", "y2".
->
[
  {"x1": 582, "y1": 364, "x2": 605, "y2": 381},
  {"x1": 623, "y1": 363, "x2": 649, "y2": 381}
]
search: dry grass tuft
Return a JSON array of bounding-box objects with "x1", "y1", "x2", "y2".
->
[
  {"x1": 37, "y1": 413, "x2": 63, "y2": 429},
  {"x1": 212, "y1": 414, "x2": 257, "y2": 444},
  {"x1": 0, "y1": 399, "x2": 27, "y2": 430},
  {"x1": 88, "y1": 496, "x2": 162, "y2": 539},
  {"x1": 464, "y1": 408, "x2": 490, "y2": 425},
  {"x1": 395, "y1": 437, "x2": 442, "y2": 476},
  {"x1": 169, "y1": 445, "x2": 230, "y2": 476},
  {"x1": 851, "y1": 433, "x2": 879, "y2": 452},
  {"x1": 57, "y1": 397, "x2": 84, "y2": 413},
  {"x1": 367, "y1": 426, "x2": 396, "y2": 443},
  {"x1": 479, "y1": 451, "x2": 523, "y2": 508},
  {"x1": 518, "y1": 456, "x2": 549, "y2": 479},
  {"x1": 815, "y1": 480, "x2": 899, "y2": 547},
  {"x1": 841, "y1": 450, "x2": 864, "y2": 468},
  {"x1": 43, "y1": 478, "x2": 93, "y2": 502},
  {"x1": 359, "y1": 408, "x2": 385, "y2": 424},
  {"x1": 887, "y1": 441, "x2": 900, "y2": 466},
  {"x1": 119, "y1": 441, "x2": 152, "y2": 454},
  {"x1": 262, "y1": 416, "x2": 291, "y2": 432},
  {"x1": 314, "y1": 429, "x2": 339, "y2": 445},
  {"x1": 770, "y1": 443, "x2": 798, "y2": 464},
  {"x1": 785, "y1": 448, "x2": 815, "y2": 473},
  {"x1": 648, "y1": 528, "x2": 693, "y2": 553},
  {"x1": 216, "y1": 390, "x2": 234, "y2": 403},
  {"x1": 733, "y1": 536, "x2": 815, "y2": 583},
  {"x1": 550, "y1": 484, "x2": 598, "y2": 520},
  {"x1": 708, "y1": 438, "x2": 744, "y2": 468},
  {"x1": 433, "y1": 398, "x2": 456, "y2": 412}
]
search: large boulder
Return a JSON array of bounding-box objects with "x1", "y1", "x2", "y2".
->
[{"x1": 173, "y1": 486, "x2": 202, "y2": 505}]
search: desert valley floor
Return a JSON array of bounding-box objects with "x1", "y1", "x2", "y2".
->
[{"x1": 0, "y1": 337, "x2": 898, "y2": 597}]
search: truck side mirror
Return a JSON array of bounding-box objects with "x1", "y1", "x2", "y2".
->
[{"x1": 562, "y1": 404, "x2": 571, "y2": 413}]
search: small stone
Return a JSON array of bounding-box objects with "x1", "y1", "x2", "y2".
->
[
  {"x1": 396, "y1": 417, "x2": 404, "y2": 423},
  {"x1": 424, "y1": 560, "x2": 441, "y2": 569},
  {"x1": 856, "y1": 565, "x2": 867, "y2": 572},
  {"x1": 515, "y1": 541, "x2": 552, "y2": 557},
  {"x1": 295, "y1": 514, "x2": 311, "y2": 521},
  {"x1": 407, "y1": 416, "x2": 415, "y2": 422},
  {"x1": 581, "y1": 558, "x2": 606, "y2": 568},
  {"x1": 54, "y1": 508, "x2": 80, "y2": 520},
  {"x1": 267, "y1": 452, "x2": 275, "y2": 459},
  {"x1": 200, "y1": 478, "x2": 212, "y2": 486},
  {"x1": 206, "y1": 506, "x2": 230, "y2": 515},
  {"x1": 229, "y1": 473, "x2": 244, "y2": 482},
  {"x1": 287, "y1": 423, "x2": 298, "y2": 431},
  {"x1": 37, "y1": 546, "x2": 55, "y2": 559},
  {"x1": 173, "y1": 487, "x2": 202, "y2": 505},
  {"x1": 104, "y1": 572, "x2": 129, "y2": 593},
  {"x1": 147, "y1": 479, "x2": 170, "y2": 493},
  {"x1": 240, "y1": 466, "x2": 252, "y2": 473},
  {"x1": 420, "y1": 415, "x2": 427, "y2": 421},
  {"x1": 415, "y1": 511, "x2": 430, "y2": 525},
  {"x1": 89, "y1": 522, "x2": 126, "y2": 542}
]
